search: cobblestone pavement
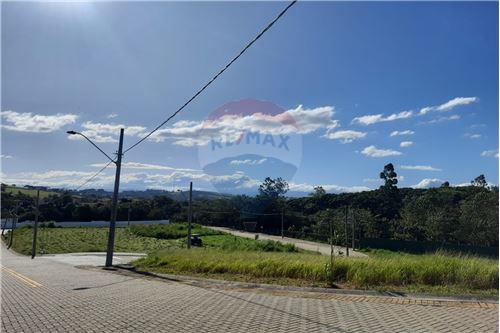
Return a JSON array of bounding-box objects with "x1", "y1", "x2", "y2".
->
[{"x1": 1, "y1": 247, "x2": 498, "y2": 333}]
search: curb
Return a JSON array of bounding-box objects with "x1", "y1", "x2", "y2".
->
[{"x1": 110, "y1": 264, "x2": 498, "y2": 305}]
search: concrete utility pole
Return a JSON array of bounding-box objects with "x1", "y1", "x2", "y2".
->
[
  {"x1": 7, "y1": 202, "x2": 19, "y2": 249},
  {"x1": 105, "y1": 128, "x2": 124, "y2": 267},
  {"x1": 127, "y1": 202, "x2": 131, "y2": 227},
  {"x1": 328, "y1": 211, "x2": 334, "y2": 285},
  {"x1": 351, "y1": 210, "x2": 356, "y2": 250},
  {"x1": 31, "y1": 190, "x2": 40, "y2": 259},
  {"x1": 187, "y1": 182, "x2": 193, "y2": 249},
  {"x1": 281, "y1": 209, "x2": 284, "y2": 238},
  {"x1": 345, "y1": 205, "x2": 349, "y2": 257}
]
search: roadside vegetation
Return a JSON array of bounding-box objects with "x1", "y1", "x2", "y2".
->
[{"x1": 133, "y1": 248, "x2": 498, "y2": 296}]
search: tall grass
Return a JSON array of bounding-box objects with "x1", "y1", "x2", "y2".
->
[
  {"x1": 130, "y1": 223, "x2": 221, "y2": 239},
  {"x1": 203, "y1": 235, "x2": 297, "y2": 252},
  {"x1": 134, "y1": 248, "x2": 498, "y2": 291}
]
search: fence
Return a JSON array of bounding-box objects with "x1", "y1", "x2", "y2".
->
[{"x1": 0, "y1": 219, "x2": 170, "y2": 229}]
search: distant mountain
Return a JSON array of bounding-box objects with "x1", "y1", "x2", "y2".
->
[{"x1": 67, "y1": 188, "x2": 231, "y2": 201}]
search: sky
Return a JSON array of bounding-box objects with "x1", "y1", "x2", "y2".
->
[{"x1": 1, "y1": 1, "x2": 498, "y2": 195}]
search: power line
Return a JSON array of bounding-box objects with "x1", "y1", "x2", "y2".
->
[
  {"x1": 123, "y1": 0, "x2": 297, "y2": 154},
  {"x1": 74, "y1": 161, "x2": 114, "y2": 191}
]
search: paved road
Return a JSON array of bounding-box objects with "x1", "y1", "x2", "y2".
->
[
  {"x1": 207, "y1": 226, "x2": 367, "y2": 257},
  {"x1": 1, "y1": 247, "x2": 498, "y2": 332}
]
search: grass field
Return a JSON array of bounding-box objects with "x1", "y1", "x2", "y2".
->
[
  {"x1": 3, "y1": 185, "x2": 59, "y2": 199},
  {"x1": 3, "y1": 224, "x2": 297, "y2": 255},
  {"x1": 3, "y1": 227, "x2": 181, "y2": 254}
]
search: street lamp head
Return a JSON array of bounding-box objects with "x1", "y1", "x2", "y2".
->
[{"x1": 66, "y1": 130, "x2": 78, "y2": 135}]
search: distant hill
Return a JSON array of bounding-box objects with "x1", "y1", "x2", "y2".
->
[
  {"x1": 1, "y1": 184, "x2": 60, "y2": 199},
  {"x1": 2, "y1": 183, "x2": 232, "y2": 201},
  {"x1": 67, "y1": 188, "x2": 232, "y2": 201}
]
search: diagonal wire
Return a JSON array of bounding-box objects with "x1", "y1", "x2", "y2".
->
[
  {"x1": 74, "y1": 161, "x2": 114, "y2": 191},
  {"x1": 123, "y1": 0, "x2": 297, "y2": 154}
]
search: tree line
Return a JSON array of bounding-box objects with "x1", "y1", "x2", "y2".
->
[{"x1": 1, "y1": 164, "x2": 498, "y2": 248}]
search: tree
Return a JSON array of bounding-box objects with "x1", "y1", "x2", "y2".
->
[
  {"x1": 379, "y1": 163, "x2": 398, "y2": 188},
  {"x1": 441, "y1": 181, "x2": 450, "y2": 188},
  {"x1": 471, "y1": 174, "x2": 487, "y2": 187},
  {"x1": 258, "y1": 177, "x2": 289, "y2": 199},
  {"x1": 457, "y1": 190, "x2": 498, "y2": 246},
  {"x1": 310, "y1": 186, "x2": 326, "y2": 198}
]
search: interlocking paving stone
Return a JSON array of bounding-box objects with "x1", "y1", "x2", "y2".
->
[{"x1": 1, "y1": 248, "x2": 498, "y2": 333}]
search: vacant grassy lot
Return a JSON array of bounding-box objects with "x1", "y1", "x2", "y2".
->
[
  {"x1": 3, "y1": 227, "x2": 181, "y2": 255},
  {"x1": 3, "y1": 224, "x2": 297, "y2": 255},
  {"x1": 134, "y1": 248, "x2": 498, "y2": 296}
]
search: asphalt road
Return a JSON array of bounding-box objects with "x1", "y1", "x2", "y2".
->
[{"x1": 1, "y1": 246, "x2": 498, "y2": 332}]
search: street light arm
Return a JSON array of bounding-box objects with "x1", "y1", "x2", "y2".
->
[{"x1": 67, "y1": 131, "x2": 116, "y2": 163}]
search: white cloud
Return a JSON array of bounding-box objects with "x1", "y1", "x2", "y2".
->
[
  {"x1": 363, "y1": 178, "x2": 383, "y2": 183},
  {"x1": 400, "y1": 141, "x2": 413, "y2": 148},
  {"x1": 69, "y1": 121, "x2": 148, "y2": 143},
  {"x1": 352, "y1": 111, "x2": 413, "y2": 126},
  {"x1": 323, "y1": 130, "x2": 367, "y2": 143},
  {"x1": 412, "y1": 178, "x2": 444, "y2": 189},
  {"x1": 107, "y1": 113, "x2": 118, "y2": 119},
  {"x1": 419, "y1": 97, "x2": 477, "y2": 115},
  {"x1": 0, "y1": 154, "x2": 13, "y2": 159},
  {"x1": 229, "y1": 158, "x2": 267, "y2": 166},
  {"x1": 149, "y1": 105, "x2": 340, "y2": 147},
  {"x1": 81, "y1": 121, "x2": 146, "y2": 136},
  {"x1": 464, "y1": 133, "x2": 482, "y2": 139},
  {"x1": 419, "y1": 114, "x2": 461, "y2": 125},
  {"x1": 361, "y1": 145, "x2": 402, "y2": 158},
  {"x1": 390, "y1": 130, "x2": 414, "y2": 137},
  {"x1": 1, "y1": 111, "x2": 78, "y2": 133},
  {"x1": 90, "y1": 162, "x2": 201, "y2": 173},
  {"x1": 1, "y1": 170, "x2": 103, "y2": 188},
  {"x1": 401, "y1": 165, "x2": 442, "y2": 171},
  {"x1": 288, "y1": 182, "x2": 370, "y2": 193},
  {"x1": 481, "y1": 149, "x2": 499, "y2": 158}
]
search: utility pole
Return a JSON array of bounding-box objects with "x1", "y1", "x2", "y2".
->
[
  {"x1": 105, "y1": 128, "x2": 124, "y2": 267},
  {"x1": 31, "y1": 190, "x2": 40, "y2": 259},
  {"x1": 351, "y1": 210, "x2": 356, "y2": 250},
  {"x1": 187, "y1": 181, "x2": 193, "y2": 249},
  {"x1": 329, "y1": 213, "x2": 334, "y2": 284},
  {"x1": 281, "y1": 209, "x2": 284, "y2": 238},
  {"x1": 344, "y1": 205, "x2": 349, "y2": 257},
  {"x1": 7, "y1": 202, "x2": 19, "y2": 249},
  {"x1": 127, "y1": 202, "x2": 131, "y2": 227}
]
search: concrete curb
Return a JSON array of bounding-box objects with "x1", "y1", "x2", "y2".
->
[{"x1": 111, "y1": 264, "x2": 498, "y2": 304}]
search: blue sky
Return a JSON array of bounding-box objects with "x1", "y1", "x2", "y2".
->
[{"x1": 1, "y1": 1, "x2": 498, "y2": 195}]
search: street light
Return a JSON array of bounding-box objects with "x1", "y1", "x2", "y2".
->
[
  {"x1": 66, "y1": 131, "x2": 115, "y2": 163},
  {"x1": 67, "y1": 129, "x2": 124, "y2": 267}
]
